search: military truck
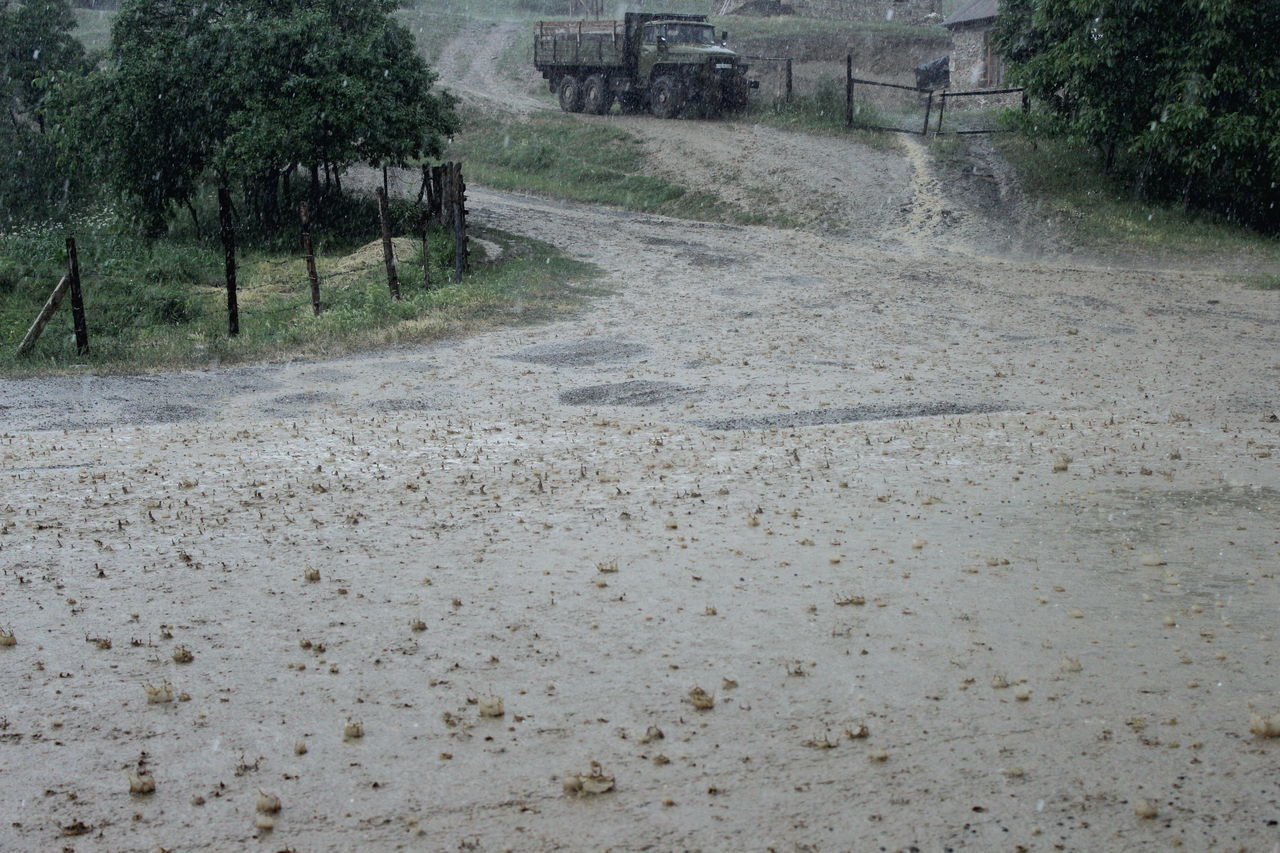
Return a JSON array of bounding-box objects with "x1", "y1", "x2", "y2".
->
[{"x1": 533, "y1": 12, "x2": 757, "y2": 118}]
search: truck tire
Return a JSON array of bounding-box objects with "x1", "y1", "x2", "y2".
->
[
  {"x1": 582, "y1": 74, "x2": 613, "y2": 115},
  {"x1": 558, "y1": 76, "x2": 584, "y2": 113},
  {"x1": 649, "y1": 75, "x2": 684, "y2": 119}
]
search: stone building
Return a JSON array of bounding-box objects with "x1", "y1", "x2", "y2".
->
[{"x1": 943, "y1": 0, "x2": 1002, "y2": 88}]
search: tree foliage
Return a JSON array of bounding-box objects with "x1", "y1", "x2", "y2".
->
[
  {"x1": 1, "y1": 0, "x2": 89, "y2": 224},
  {"x1": 995, "y1": 0, "x2": 1280, "y2": 230},
  {"x1": 53, "y1": 0, "x2": 458, "y2": 233},
  {"x1": 2, "y1": 0, "x2": 86, "y2": 125}
]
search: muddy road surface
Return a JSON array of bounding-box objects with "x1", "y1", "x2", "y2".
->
[{"x1": 2, "y1": 22, "x2": 1278, "y2": 853}]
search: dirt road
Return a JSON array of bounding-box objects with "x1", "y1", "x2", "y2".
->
[{"x1": 2, "y1": 22, "x2": 1278, "y2": 853}]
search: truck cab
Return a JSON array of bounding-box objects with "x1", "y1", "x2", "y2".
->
[{"x1": 638, "y1": 21, "x2": 738, "y2": 83}]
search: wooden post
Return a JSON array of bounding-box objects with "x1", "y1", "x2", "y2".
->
[
  {"x1": 936, "y1": 92, "x2": 947, "y2": 134},
  {"x1": 785, "y1": 58, "x2": 793, "y2": 101},
  {"x1": 922, "y1": 90, "x2": 933, "y2": 136},
  {"x1": 431, "y1": 166, "x2": 444, "y2": 223},
  {"x1": 420, "y1": 208, "x2": 432, "y2": 290},
  {"x1": 377, "y1": 186, "x2": 400, "y2": 300},
  {"x1": 218, "y1": 187, "x2": 239, "y2": 337},
  {"x1": 451, "y1": 162, "x2": 468, "y2": 283},
  {"x1": 66, "y1": 237, "x2": 88, "y2": 356},
  {"x1": 300, "y1": 202, "x2": 321, "y2": 315},
  {"x1": 845, "y1": 54, "x2": 854, "y2": 128},
  {"x1": 15, "y1": 275, "x2": 70, "y2": 356}
]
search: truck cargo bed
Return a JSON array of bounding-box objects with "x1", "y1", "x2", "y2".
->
[{"x1": 533, "y1": 20, "x2": 627, "y2": 69}]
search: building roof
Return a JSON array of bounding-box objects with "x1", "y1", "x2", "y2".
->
[{"x1": 943, "y1": 0, "x2": 999, "y2": 28}]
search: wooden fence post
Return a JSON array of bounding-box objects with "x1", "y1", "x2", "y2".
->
[
  {"x1": 218, "y1": 187, "x2": 239, "y2": 337},
  {"x1": 451, "y1": 162, "x2": 468, "y2": 283},
  {"x1": 377, "y1": 186, "x2": 400, "y2": 300},
  {"x1": 845, "y1": 54, "x2": 854, "y2": 128},
  {"x1": 785, "y1": 58, "x2": 793, "y2": 101},
  {"x1": 300, "y1": 202, "x2": 321, "y2": 315},
  {"x1": 922, "y1": 90, "x2": 933, "y2": 136},
  {"x1": 15, "y1": 274, "x2": 70, "y2": 356},
  {"x1": 66, "y1": 237, "x2": 89, "y2": 356},
  {"x1": 936, "y1": 92, "x2": 947, "y2": 134}
]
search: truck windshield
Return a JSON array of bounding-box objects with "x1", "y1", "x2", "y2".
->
[{"x1": 646, "y1": 23, "x2": 716, "y2": 45}]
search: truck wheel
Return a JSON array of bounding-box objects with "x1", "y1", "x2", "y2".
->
[
  {"x1": 649, "y1": 75, "x2": 684, "y2": 119},
  {"x1": 558, "y1": 76, "x2": 584, "y2": 113},
  {"x1": 582, "y1": 74, "x2": 613, "y2": 115}
]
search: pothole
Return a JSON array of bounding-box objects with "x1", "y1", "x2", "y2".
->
[
  {"x1": 698, "y1": 401, "x2": 1010, "y2": 430},
  {"x1": 560, "y1": 380, "x2": 699, "y2": 407},
  {"x1": 504, "y1": 339, "x2": 650, "y2": 367}
]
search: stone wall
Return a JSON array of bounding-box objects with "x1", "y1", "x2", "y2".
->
[{"x1": 947, "y1": 24, "x2": 1003, "y2": 88}]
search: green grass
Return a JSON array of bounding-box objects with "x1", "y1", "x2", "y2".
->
[
  {"x1": 445, "y1": 107, "x2": 762, "y2": 223},
  {"x1": 997, "y1": 134, "x2": 1280, "y2": 264},
  {"x1": 0, "y1": 219, "x2": 600, "y2": 376},
  {"x1": 744, "y1": 80, "x2": 897, "y2": 149}
]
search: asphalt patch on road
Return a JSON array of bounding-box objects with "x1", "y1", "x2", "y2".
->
[
  {"x1": 697, "y1": 401, "x2": 1010, "y2": 431},
  {"x1": 371, "y1": 398, "x2": 440, "y2": 413},
  {"x1": 560, "y1": 380, "x2": 700, "y2": 407},
  {"x1": 505, "y1": 339, "x2": 650, "y2": 367},
  {"x1": 131, "y1": 403, "x2": 205, "y2": 424}
]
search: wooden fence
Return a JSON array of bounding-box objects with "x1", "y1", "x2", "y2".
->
[{"x1": 13, "y1": 162, "x2": 470, "y2": 357}]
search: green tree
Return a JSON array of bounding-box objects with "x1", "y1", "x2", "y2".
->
[
  {"x1": 2, "y1": 0, "x2": 86, "y2": 127},
  {"x1": 995, "y1": 0, "x2": 1280, "y2": 230},
  {"x1": 1, "y1": 0, "x2": 89, "y2": 224},
  {"x1": 54, "y1": 0, "x2": 457, "y2": 233}
]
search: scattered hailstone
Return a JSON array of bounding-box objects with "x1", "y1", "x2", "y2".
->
[
  {"x1": 343, "y1": 719, "x2": 364, "y2": 740},
  {"x1": 1052, "y1": 454, "x2": 1071, "y2": 473},
  {"x1": 172, "y1": 646, "x2": 194, "y2": 664},
  {"x1": 1162, "y1": 615, "x2": 1177, "y2": 628},
  {"x1": 638, "y1": 725, "x2": 665, "y2": 744},
  {"x1": 596, "y1": 559, "x2": 619, "y2": 574},
  {"x1": 1249, "y1": 713, "x2": 1280, "y2": 738},
  {"x1": 256, "y1": 791, "x2": 282, "y2": 813},
  {"x1": 1140, "y1": 553, "x2": 1166, "y2": 567},
  {"x1": 144, "y1": 681, "x2": 174, "y2": 704},
  {"x1": 293, "y1": 741, "x2": 308, "y2": 756},
  {"x1": 0, "y1": 628, "x2": 16, "y2": 646},
  {"x1": 688, "y1": 686, "x2": 715, "y2": 710},
  {"x1": 868, "y1": 748, "x2": 889, "y2": 762},
  {"x1": 128, "y1": 772, "x2": 156, "y2": 794},
  {"x1": 478, "y1": 696, "x2": 505, "y2": 717},
  {"x1": 1013, "y1": 685, "x2": 1032, "y2": 701},
  {"x1": 409, "y1": 618, "x2": 427, "y2": 632},
  {"x1": 1133, "y1": 798, "x2": 1159, "y2": 819},
  {"x1": 1060, "y1": 657, "x2": 1083, "y2": 673},
  {"x1": 1066, "y1": 608, "x2": 1085, "y2": 619},
  {"x1": 990, "y1": 674, "x2": 1009, "y2": 689},
  {"x1": 304, "y1": 568, "x2": 320, "y2": 582},
  {"x1": 562, "y1": 761, "x2": 615, "y2": 796},
  {"x1": 911, "y1": 538, "x2": 927, "y2": 550},
  {"x1": 254, "y1": 814, "x2": 275, "y2": 831}
]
